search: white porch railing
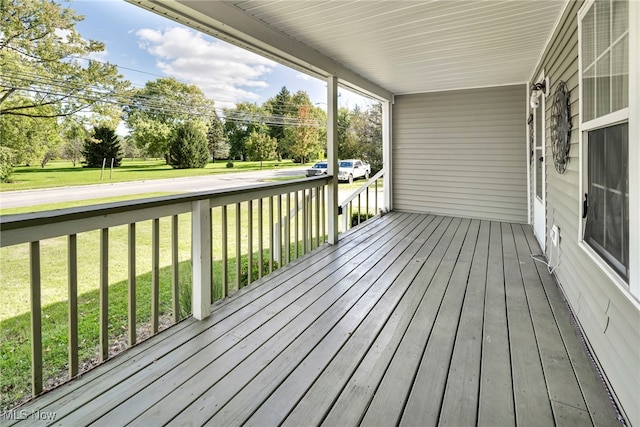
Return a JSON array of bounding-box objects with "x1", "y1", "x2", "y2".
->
[
  {"x1": 0, "y1": 176, "x2": 330, "y2": 399},
  {"x1": 340, "y1": 169, "x2": 385, "y2": 232}
]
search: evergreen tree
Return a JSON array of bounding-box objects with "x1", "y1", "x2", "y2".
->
[
  {"x1": 207, "y1": 113, "x2": 228, "y2": 161},
  {"x1": 169, "y1": 121, "x2": 209, "y2": 169},
  {"x1": 82, "y1": 126, "x2": 123, "y2": 167}
]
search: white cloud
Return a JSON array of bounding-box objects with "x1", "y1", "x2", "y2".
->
[{"x1": 135, "y1": 27, "x2": 276, "y2": 105}]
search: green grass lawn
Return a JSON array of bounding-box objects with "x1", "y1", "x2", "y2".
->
[{"x1": 0, "y1": 158, "x2": 309, "y2": 192}]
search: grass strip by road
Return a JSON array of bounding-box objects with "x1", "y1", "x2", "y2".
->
[
  {"x1": 0, "y1": 193, "x2": 175, "y2": 215},
  {"x1": 0, "y1": 159, "x2": 309, "y2": 192}
]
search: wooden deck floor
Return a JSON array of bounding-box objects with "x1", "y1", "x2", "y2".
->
[{"x1": 9, "y1": 213, "x2": 619, "y2": 426}]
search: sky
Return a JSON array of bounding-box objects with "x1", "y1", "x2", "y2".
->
[{"x1": 68, "y1": 0, "x2": 374, "y2": 111}]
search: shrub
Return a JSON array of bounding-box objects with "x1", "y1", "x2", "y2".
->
[
  {"x1": 169, "y1": 121, "x2": 209, "y2": 169},
  {"x1": 240, "y1": 253, "x2": 277, "y2": 288},
  {"x1": 351, "y1": 211, "x2": 375, "y2": 227},
  {"x1": 226, "y1": 160, "x2": 234, "y2": 168}
]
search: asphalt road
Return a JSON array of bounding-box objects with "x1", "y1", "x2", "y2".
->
[{"x1": 0, "y1": 168, "x2": 310, "y2": 209}]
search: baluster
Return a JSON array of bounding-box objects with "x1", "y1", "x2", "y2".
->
[
  {"x1": 99, "y1": 228, "x2": 109, "y2": 362},
  {"x1": 222, "y1": 205, "x2": 228, "y2": 298},
  {"x1": 315, "y1": 187, "x2": 320, "y2": 248},
  {"x1": 68, "y1": 234, "x2": 78, "y2": 377},
  {"x1": 30, "y1": 241, "x2": 43, "y2": 395},
  {"x1": 247, "y1": 200, "x2": 253, "y2": 286},
  {"x1": 269, "y1": 196, "x2": 274, "y2": 273},
  {"x1": 295, "y1": 191, "x2": 299, "y2": 259},
  {"x1": 236, "y1": 203, "x2": 241, "y2": 290},
  {"x1": 258, "y1": 198, "x2": 264, "y2": 279},
  {"x1": 302, "y1": 189, "x2": 308, "y2": 255},
  {"x1": 277, "y1": 194, "x2": 282, "y2": 268},
  {"x1": 172, "y1": 216, "x2": 179, "y2": 322},
  {"x1": 152, "y1": 218, "x2": 160, "y2": 334},
  {"x1": 128, "y1": 224, "x2": 136, "y2": 346},
  {"x1": 285, "y1": 192, "x2": 291, "y2": 265}
]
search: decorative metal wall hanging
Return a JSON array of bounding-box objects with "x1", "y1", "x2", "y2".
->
[{"x1": 550, "y1": 81, "x2": 572, "y2": 174}]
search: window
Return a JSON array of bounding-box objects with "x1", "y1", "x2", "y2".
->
[
  {"x1": 580, "y1": 0, "x2": 630, "y2": 282},
  {"x1": 584, "y1": 123, "x2": 629, "y2": 279}
]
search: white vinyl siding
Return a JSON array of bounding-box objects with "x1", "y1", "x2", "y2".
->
[
  {"x1": 531, "y1": 1, "x2": 639, "y2": 425},
  {"x1": 392, "y1": 85, "x2": 527, "y2": 223}
]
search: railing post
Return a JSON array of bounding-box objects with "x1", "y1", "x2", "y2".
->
[
  {"x1": 191, "y1": 200, "x2": 211, "y2": 320},
  {"x1": 327, "y1": 75, "x2": 339, "y2": 244},
  {"x1": 383, "y1": 100, "x2": 393, "y2": 211},
  {"x1": 30, "y1": 241, "x2": 43, "y2": 396}
]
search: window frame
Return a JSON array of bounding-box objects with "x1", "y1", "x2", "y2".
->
[{"x1": 578, "y1": 0, "x2": 639, "y2": 299}]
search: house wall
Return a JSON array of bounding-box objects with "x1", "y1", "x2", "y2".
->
[
  {"x1": 392, "y1": 85, "x2": 527, "y2": 223},
  {"x1": 531, "y1": 1, "x2": 640, "y2": 425}
]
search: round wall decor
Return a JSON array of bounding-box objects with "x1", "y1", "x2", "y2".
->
[{"x1": 550, "y1": 81, "x2": 572, "y2": 174}]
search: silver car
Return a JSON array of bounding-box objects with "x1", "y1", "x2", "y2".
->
[{"x1": 306, "y1": 161, "x2": 328, "y2": 177}]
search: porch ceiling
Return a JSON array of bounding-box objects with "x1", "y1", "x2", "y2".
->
[{"x1": 133, "y1": 0, "x2": 567, "y2": 97}]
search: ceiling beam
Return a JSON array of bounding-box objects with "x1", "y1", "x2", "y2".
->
[{"x1": 126, "y1": 0, "x2": 393, "y2": 101}]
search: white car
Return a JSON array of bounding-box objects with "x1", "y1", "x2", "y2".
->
[{"x1": 338, "y1": 159, "x2": 371, "y2": 183}]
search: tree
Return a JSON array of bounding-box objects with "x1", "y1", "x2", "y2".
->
[
  {"x1": 169, "y1": 120, "x2": 209, "y2": 169},
  {"x1": 264, "y1": 86, "x2": 292, "y2": 158},
  {"x1": 207, "y1": 113, "x2": 228, "y2": 161},
  {"x1": 0, "y1": 99, "x2": 61, "y2": 165},
  {"x1": 121, "y1": 136, "x2": 142, "y2": 160},
  {"x1": 82, "y1": 126, "x2": 122, "y2": 168},
  {"x1": 223, "y1": 102, "x2": 267, "y2": 160},
  {"x1": 0, "y1": 146, "x2": 15, "y2": 182},
  {"x1": 246, "y1": 131, "x2": 276, "y2": 169},
  {"x1": 283, "y1": 104, "x2": 322, "y2": 164},
  {"x1": 0, "y1": 0, "x2": 129, "y2": 119},
  {"x1": 60, "y1": 119, "x2": 87, "y2": 166},
  {"x1": 124, "y1": 77, "x2": 215, "y2": 162}
]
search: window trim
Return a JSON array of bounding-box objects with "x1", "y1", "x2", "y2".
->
[{"x1": 578, "y1": 0, "x2": 639, "y2": 300}]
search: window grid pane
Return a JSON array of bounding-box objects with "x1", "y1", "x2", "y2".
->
[
  {"x1": 581, "y1": 0, "x2": 628, "y2": 122},
  {"x1": 596, "y1": 51, "x2": 611, "y2": 117},
  {"x1": 611, "y1": 34, "x2": 629, "y2": 111},
  {"x1": 595, "y1": 0, "x2": 611, "y2": 57}
]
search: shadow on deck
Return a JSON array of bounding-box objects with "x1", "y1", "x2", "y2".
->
[{"x1": 6, "y1": 212, "x2": 619, "y2": 426}]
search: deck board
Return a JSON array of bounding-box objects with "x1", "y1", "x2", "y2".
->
[
  {"x1": 437, "y1": 219, "x2": 489, "y2": 426},
  {"x1": 9, "y1": 212, "x2": 619, "y2": 427},
  {"x1": 502, "y1": 222, "x2": 555, "y2": 426},
  {"x1": 399, "y1": 219, "x2": 479, "y2": 427},
  {"x1": 478, "y1": 221, "x2": 516, "y2": 426}
]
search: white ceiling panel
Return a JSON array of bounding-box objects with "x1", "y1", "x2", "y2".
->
[
  {"x1": 229, "y1": 0, "x2": 566, "y2": 94},
  {"x1": 135, "y1": 0, "x2": 567, "y2": 97}
]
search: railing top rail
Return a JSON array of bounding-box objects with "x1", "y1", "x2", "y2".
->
[
  {"x1": 1, "y1": 176, "x2": 330, "y2": 247},
  {"x1": 340, "y1": 169, "x2": 384, "y2": 208}
]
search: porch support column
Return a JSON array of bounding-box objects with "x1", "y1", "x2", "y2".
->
[
  {"x1": 382, "y1": 99, "x2": 393, "y2": 211},
  {"x1": 192, "y1": 200, "x2": 211, "y2": 320},
  {"x1": 327, "y1": 75, "x2": 339, "y2": 244}
]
